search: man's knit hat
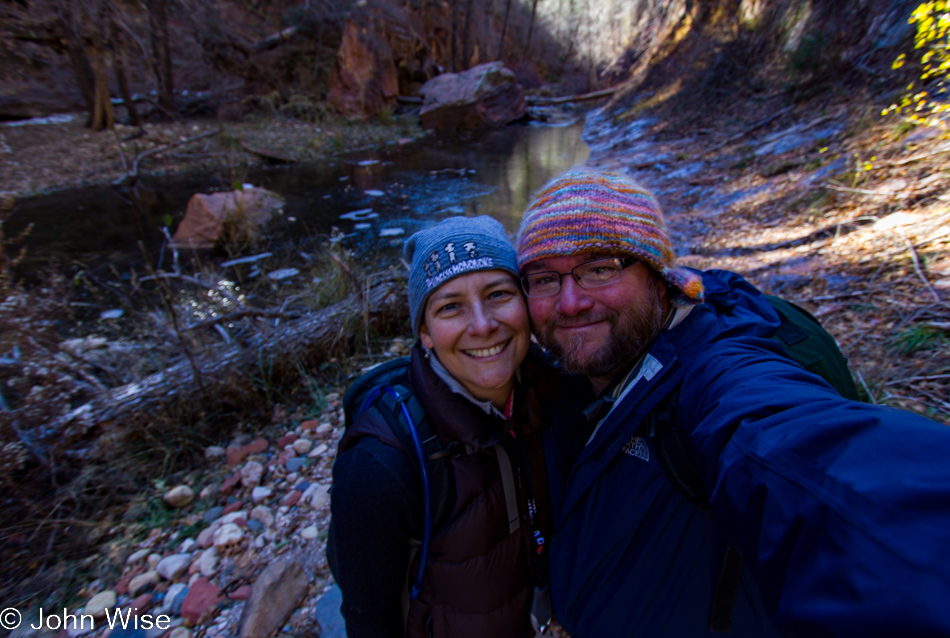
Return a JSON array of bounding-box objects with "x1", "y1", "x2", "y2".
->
[
  {"x1": 516, "y1": 167, "x2": 704, "y2": 303},
  {"x1": 405, "y1": 215, "x2": 519, "y2": 334}
]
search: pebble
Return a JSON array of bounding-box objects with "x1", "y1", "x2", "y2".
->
[
  {"x1": 168, "y1": 627, "x2": 191, "y2": 638},
  {"x1": 307, "y1": 484, "x2": 331, "y2": 511},
  {"x1": 281, "y1": 491, "x2": 302, "y2": 507},
  {"x1": 220, "y1": 472, "x2": 242, "y2": 493},
  {"x1": 84, "y1": 590, "x2": 116, "y2": 617},
  {"x1": 251, "y1": 487, "x2": 272, "y2": 503},
  {"x1": 163, "y1": 485, "x2": 195, "y2": 508},
  {"x1": 181, "y1": 577, "x2": 223, "y2": 624},
  {"x1": 229, "y1": 585, "x2": 252, "y2": 601},
  {"x1": 250, "y1": 506, "x2": 275, "y2": 528},
  {"x1": 300, "y1": 420, "x2": 319, "y2": 431},
  {"x1": 127, "y1": 549, "x2": 150, "y2": 564},
  {"x1": 315, "y1": 423, "x2": 333, "y2": 437},
  {"x1": 213, "y1": 523, "x2": 244, "y2": 548},
  {"x1": 309, "y1": 443, "x2": 329, "y2": 458},
  {"x1": 163, "y1": 584, "x2": 188, "y2": 614},
  {"x1": 179, "y1": 538, "x2": 197, "y2": 553},
  {"x1": 199, "y1": 485, "x2": 215, "y2": 500},
  {"x1": 198, "y1": 548, "x2": 218, "y2": 576},
  {"x1": 246, "y1": 519, "x2": 264, "y2": 532},
  {"x1": 277, "y1": 433, "x2": 299, "y2": 448},
  {"x1": 286, "y1": 457, "x2": 307, "y2": 473},
  {"x1": 292, "y1": 438, "x2": 312, "y2": 455},
  {"x1": 222, "y1": 500, "x2": 243, "y2": 515},
  {"x1": 156, "y1": 554, "x2": 192, "y2": 581},
  {"x1": 241, "y1": 461, "x2": 264, "y2": 488},
  {"x1": 128, "y1": 571, "x2": 159, "y2": 596},
  {"x1": 147, "y1": 553, "x2": 162, "y2": 569},
  {"x1": 300, "y1": 525, "x2": 319, "y2": 540},
  {"x1": 204, "y1": 446, "x2": 225, "y2": 460}
]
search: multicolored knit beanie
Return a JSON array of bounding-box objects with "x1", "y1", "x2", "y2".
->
[{"x1": 516, "y1": 167, "x2": 704, "y2": 303}]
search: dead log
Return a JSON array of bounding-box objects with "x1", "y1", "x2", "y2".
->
[
  {"x1": 526, "y1": 88, "x2": 617, "y2": 106},
  {"x1": 50, "y1": 275, "x2": 408, "y2": 455},
  {"x1": 249, "y1": 24, "x2": 302, "y2": 55}
]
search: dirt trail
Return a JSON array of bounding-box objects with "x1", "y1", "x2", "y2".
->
[{"x1": 583, "y1": 96, "x2": 950, "y2": 424}]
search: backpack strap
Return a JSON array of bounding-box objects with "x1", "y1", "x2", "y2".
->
[
  {"x1": 646, "y1": 383, "x2": 743, "y2": 633},
  {"x1": 493, "y1": 443, "x2": 522, "y2": 534}
]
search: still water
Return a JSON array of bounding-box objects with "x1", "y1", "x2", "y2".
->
[{"x1": 6, "y1": 120, "x2": 589, "y2": 278}]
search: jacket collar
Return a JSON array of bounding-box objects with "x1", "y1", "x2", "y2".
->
[{"x1": 408, "y1": 344, "x2": 506, "y2": 449}]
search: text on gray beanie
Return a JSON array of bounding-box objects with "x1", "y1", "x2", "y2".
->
[{"x1": 404, "y1": 216, "x2": 519, "y2": 335}]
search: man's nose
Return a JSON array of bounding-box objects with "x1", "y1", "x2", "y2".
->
[{"x1": 556, "y1": 276, "x2": 594, "y2": 316}]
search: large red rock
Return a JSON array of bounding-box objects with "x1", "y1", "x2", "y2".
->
[
  {"x1": 181, "y1": 577, "x2": 223, "y2": 625},
  {"x1": 419, "y1": 62, "x2": 525, "y2": 130},
  {"x1": 328, "y1": 0, "x2": 437, "y2": 120},
  {"x1": 172, "y1": 188, "x2": 283, "y2": 249},
  {"x1": 238, "y1": 560, "x2": 309, "y2": 638}
]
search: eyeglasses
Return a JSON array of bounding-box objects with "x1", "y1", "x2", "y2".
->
[{"x1": 520, "y1": 257, "x2": 636, "y2": 298}]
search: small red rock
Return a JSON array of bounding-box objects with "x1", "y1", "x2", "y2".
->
[
  {"x1": 277, "y1": 450, "x2": 295, "y2": 466},
  {"x1": 225, "y1": 445, "x2": 250, "y2": 466},
  {"x1": 220, "y1": 472, "x2": 241, "y2": 493},
  {"x1": 130, "y1": 593, "x2": 153, "y2": 615},
  {"x1": 222, "y1": 500, "x2": 243, "y2": 515},
  {"x1": 281, "y1": 490, "x2": 302, "y2": 507},
  {"x1": 300, "y1": 420, "x2": 319, "y2": 431},
  {"x1": 277, "y1": 433, "x2": 298, "y2": 448},
  {"x1": 115, "y1": 568, "x2": 142, "y2": 596},
  {"x1": 248, "y1": 438, "x2": 269, "y2": 454},
  {"x1": 181, "y1": 577, "x2": 223, "y2": 624},
  {"x1": 233, "y1": 517, "x2": 248, "y2": 529},
  {"x1": 228, "y1": 585, "x2": 253, "y2": 601}
]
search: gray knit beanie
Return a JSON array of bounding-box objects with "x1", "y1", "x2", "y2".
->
[{"x1": 405, "y1": 216, "x2": 519, "y2": 335}]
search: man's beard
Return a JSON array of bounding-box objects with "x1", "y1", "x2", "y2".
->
[{"x1": 535, "y1": 280, "x2": 666, "y2": 378}]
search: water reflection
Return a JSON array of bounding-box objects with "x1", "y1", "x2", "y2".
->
[{"x1": 6, "y1": 119, "x2": 588, "y2": 277}]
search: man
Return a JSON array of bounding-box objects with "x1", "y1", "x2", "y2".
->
[{"x1": 515, "y1": 167, "x2": 950, "y2": 637}]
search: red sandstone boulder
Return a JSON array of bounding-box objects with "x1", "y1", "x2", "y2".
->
[
  {"x1": 328, "y1": 0, "x2": 437, "y2": 120},
  {"x1": 172, "y1": 188, "x2": 283, "y2": 249},
  {"x1": 419, "y1": 62, "x2": 525, "y2": 130}
]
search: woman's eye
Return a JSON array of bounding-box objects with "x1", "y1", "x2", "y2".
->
[
  {"x1": 488, "y1": 290, "x2": 512, "y2": 300},
  {"x1": 437, "y1": 302, "x2": 460, "y2": 314}
]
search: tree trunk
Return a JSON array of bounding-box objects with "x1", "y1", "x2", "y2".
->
[
  {"x1": 498, "y1": 0, "x2": 512, "y2": 59},
  {"x1": 450, "y1": 0, "x2": 459, "y2": 72},
  {"x1": 111, "y1": 19, "x2": 140, "y2": 127},
  {"x1": 523, "y1": 0, "x2": 540, "y2": 57},
  {"x1": 89, "y1": 51, "x2": 115, "y2": 131},
  {"x1": 48, "y1": 276, "x2": 408, "y2": 455},
  {"x1": 461, "y1": 0, "x2": 475, "y2": 69},
  {"x1": 57, "y1": 2, "x2": 97, "y2": 121},
  {"x1": 146, "y1": 0, "x2": 175, "y2": 117}
]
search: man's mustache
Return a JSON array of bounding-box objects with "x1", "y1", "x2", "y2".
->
[{"x1": 551, "y1": 311, "x2": 613, "y2": 329}]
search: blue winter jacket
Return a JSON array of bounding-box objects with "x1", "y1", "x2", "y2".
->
[{"x1": 544, "y1": 269, "x2": 950, "y2": 638}]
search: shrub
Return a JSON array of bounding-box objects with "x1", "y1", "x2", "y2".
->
[{"x1": 883, "y1": 1, "x2": 950, "y2": 131}]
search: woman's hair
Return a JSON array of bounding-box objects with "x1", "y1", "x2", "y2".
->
[{"x1": 404, "y1": 216, "x2": 518, "y2": 334}]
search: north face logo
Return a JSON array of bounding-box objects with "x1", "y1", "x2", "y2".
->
[{"x1": 622, "y1": 436, "x2": 649, "y2": 462}]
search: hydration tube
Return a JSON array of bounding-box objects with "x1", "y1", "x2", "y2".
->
[{"x1": 382, "y1": 387, "x2": 432, "y2": 600}]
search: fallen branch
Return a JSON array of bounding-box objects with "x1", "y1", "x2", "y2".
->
[
  {"x1": 824, "y1": 180, "x2": 917, "y2": 198},
  {"x1": 899, "y1": 231, "x2": 942, "y2": 303},
  {"x1": 249, "y1": 24, "x2": 302, "y2": 55},
  {"x1": 183, "y1": 308, "x2": 303, "y2": 331},
  {"x1": 112, "y1": 129, "x2": 222, "y2": 186},
  {"x1": 526, "y1": 87, "x2": 618, "y2": 106}
]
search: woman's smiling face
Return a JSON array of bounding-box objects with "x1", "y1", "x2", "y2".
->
[{"x1": 420, "y1": 270, "x2": 531, "y2": 408}]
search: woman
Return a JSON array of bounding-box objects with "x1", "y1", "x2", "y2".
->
[{"x1": 328, "y1": 216, "x2": 561, "y2": 638}]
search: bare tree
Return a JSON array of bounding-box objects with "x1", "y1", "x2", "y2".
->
[
  {"x1": 523, "y1": 0, "x2": 541, "y2": 56},
  {"x1": 146, "y1": 0, "x2": 175, "y2": 117},
  {"x1": 110, "y1": 17, "x2": 140, "y2": 127},
  {"x1": 498, "y1": 0, "x2": 512, "y2": 59}
]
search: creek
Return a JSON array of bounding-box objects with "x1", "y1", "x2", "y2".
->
[{"x1": 5, "y1": 120, "x2": 589, "y2": 282}]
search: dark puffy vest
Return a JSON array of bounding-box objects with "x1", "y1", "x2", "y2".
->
[{"x1": 341, "y1": 346, "x2": 557, "y2": 638}]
